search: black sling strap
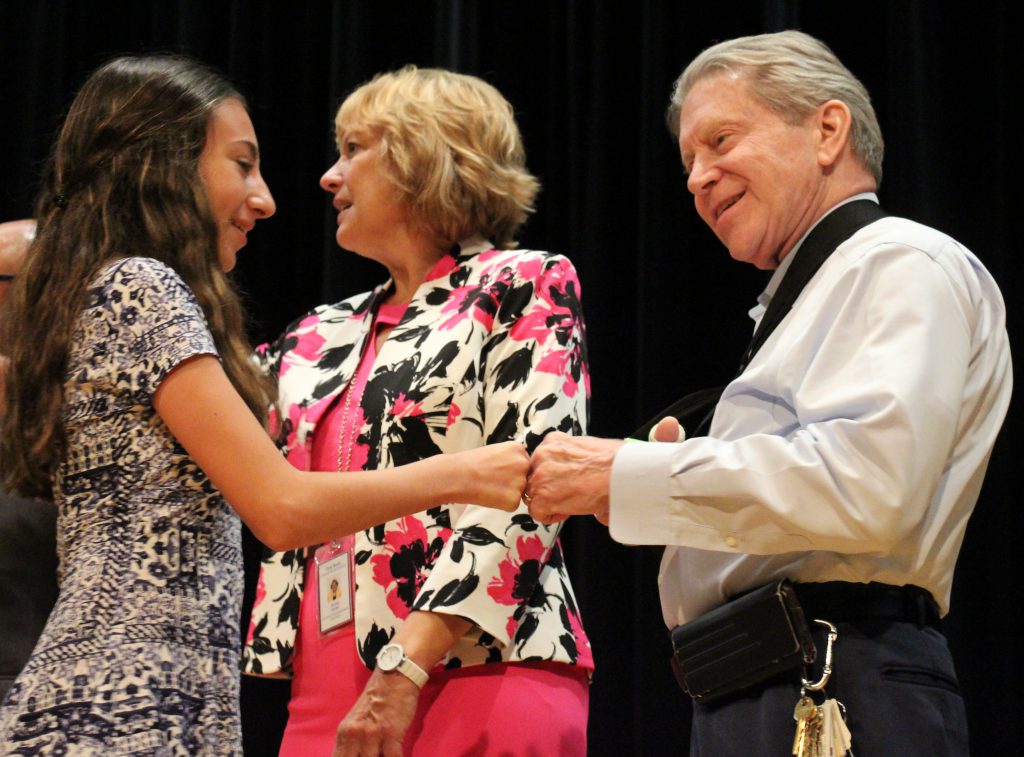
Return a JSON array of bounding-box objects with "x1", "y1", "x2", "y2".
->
[{"x1": 631, "y1": 200, "x2": 888, "y2": 441}]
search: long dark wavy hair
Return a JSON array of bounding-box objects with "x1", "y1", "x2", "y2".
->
[{"x1": 0, "y1": 55, "x2": 276, "y2": 498}]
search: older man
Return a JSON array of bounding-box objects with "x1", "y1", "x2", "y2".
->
[
  {"x1": 527, "y1": 31, "x2": 1010, "y2": 755},
  {"x1": 0, "y1": 219, "x2": 59, "y2": 703}
]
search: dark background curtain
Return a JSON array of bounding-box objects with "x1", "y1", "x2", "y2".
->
[{"x1": 1, "y1": 1, "x2": 1019, "y2": 754}]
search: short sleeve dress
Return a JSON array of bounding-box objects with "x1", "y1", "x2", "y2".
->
[{"x1": 0, "y1": 257, "x2": 244, "y2": 755}]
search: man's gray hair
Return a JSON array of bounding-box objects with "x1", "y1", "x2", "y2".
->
[{"x1": 667, "y1": 30, "x2": 884, "y2": 185}]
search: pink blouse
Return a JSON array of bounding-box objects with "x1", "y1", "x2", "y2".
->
[{"x1": 279, "y1": 302, "x2": 407, "y2": 755}]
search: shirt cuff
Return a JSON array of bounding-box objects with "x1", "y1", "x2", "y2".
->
[{"x1": 609, "y1": 441, "x2": 680, "y2": 545}]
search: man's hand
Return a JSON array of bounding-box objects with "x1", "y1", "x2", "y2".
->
[
  {"x1": 526, "y1": 420, "x2": 683, "y2": 526},
  {"x1": 0, "y1": 219, "x2": 35, "y2": 307},
  {"x1": 526, "y1": 432, "x2": 625, "y2": 524},
  {"x1": 650, "y1": 416, "x2": 683, "y2": 443}
]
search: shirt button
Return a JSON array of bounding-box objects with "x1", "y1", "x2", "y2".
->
[{"x1": 724, "y1": 535, "x2": 738, "y2": 548}]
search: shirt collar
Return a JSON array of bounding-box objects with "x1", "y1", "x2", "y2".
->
[{"x1": 757, "y1": 192, "x2": 879, "y2": 308}]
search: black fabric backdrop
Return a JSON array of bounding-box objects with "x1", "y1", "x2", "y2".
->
[{"x1": 1, "y1": 1, "x2": 1020, "y2": 754}]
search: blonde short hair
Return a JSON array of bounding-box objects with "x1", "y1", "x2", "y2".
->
[{"x1": 335, "y1": 66, "x2": 539, "y2": 249}]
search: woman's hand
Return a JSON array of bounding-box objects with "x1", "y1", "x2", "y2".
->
[
  {"x1": 332, "y1": 668, "x2": 419, "y2": 757},
  {"x1": 333, "y1": 611, "x2": 470, "y2": 757},
  {"x1": 449, "y1": 440, "x2": 529, "y2": 512}
]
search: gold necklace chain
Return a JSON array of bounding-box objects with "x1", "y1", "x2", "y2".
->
[
  {"x1": 338, "y1": 317, "x2": 380, "y2": 474},
  {"x1": 336, "y1": 379, "x2": 355, "y2": 474},
  {"x1": 328, "y1": 360, "x2": 358, "y2": 553}
]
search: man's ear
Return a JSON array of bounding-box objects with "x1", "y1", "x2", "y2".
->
[{"x1": 815, "y1": 99, "x2": 853, "y2": 168}]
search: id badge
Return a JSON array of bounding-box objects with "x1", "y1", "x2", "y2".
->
[{"x1": 314, "y1": 535, "x2": 354, "y2": 636}]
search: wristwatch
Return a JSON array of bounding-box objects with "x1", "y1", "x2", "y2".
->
[{"x1": 375, "y1": 642, "x2": 429, "y2": 688}]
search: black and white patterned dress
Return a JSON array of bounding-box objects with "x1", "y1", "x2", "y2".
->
[{"x1": 0, "y1": 257, "x2": 243, "y2": 755}]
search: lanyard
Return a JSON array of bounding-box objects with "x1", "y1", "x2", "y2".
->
[{"x1": 631, "y1": 200, "x2": 889, "y2": 441}]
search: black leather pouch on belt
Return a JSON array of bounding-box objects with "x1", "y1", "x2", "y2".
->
[{"x1": 669, "y1": 579, "x2": 816, "y2": 704}]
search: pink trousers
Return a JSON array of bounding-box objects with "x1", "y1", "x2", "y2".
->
[{"x1": 278, "y1": 570, "x2": 589, "y2": 757}]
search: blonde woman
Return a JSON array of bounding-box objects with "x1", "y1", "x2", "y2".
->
[{"x1": 244, "y1": 67, "x2": 593, "y2": 756}]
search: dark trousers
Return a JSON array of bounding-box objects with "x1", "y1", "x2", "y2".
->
[
  {"x1": 0, "y1": 489, "x2": 58, "y2": 703},
  {"x1": 690, "y1": 620, "x2": 968, "y2": 756}
]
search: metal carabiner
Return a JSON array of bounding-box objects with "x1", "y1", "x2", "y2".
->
[{"x1": 801, "y1": 619, "x2": 838, "y2": 692}]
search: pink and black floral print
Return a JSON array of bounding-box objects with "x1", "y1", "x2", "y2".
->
[
  {"x1": 371, "y1": 514, "x2": 450, "y2": 619},
  {"x1": 243, "y1": 240, "x2": 593, "y2": 676}
]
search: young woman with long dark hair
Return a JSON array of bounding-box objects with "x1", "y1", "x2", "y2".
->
[{"x1": 0, "y1": 55, "x2": 527, "y2": 755}]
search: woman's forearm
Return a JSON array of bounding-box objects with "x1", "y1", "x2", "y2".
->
[
  {"x1": 265, "y1": 448, "x2": 524, "y2": 550},
  {"x1": 389, "y1": 611, "x2": 474, "y2": 674},
  {"x1": 154, "y1": 354, "x2": 527, "y2": 551}
]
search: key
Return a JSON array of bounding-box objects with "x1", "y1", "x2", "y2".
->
[
  {"x1": 792, "y1": 696, "x2": 814, "y2": 755},
  {"x1": 823, "y1": 698, "x2": 852, "y2": 756},
  {"x1": 803, "y1": 706, "x2": 825, "y2": 757},
  {"x1": 792, "y1": 696, "x2": 820, "y2": 756},
  {"x1": 806, "y1": 711, "x2": 824, "y2": 757},
  {"x1": 819, "y1": 698, "x2": 835, "y2": 757}
]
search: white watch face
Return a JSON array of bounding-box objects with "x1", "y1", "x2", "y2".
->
[{"x1": 377, "y1": 643, "x2": 403, "y2": 670}]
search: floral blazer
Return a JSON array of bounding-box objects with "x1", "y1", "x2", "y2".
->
[{"x1": 242, "y1": 240, "x2": 593, "y2": 676}]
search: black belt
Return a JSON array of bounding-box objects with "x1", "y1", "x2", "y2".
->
[{"x1": 795, "y1": 581, "x2": 942, "y2": 630}]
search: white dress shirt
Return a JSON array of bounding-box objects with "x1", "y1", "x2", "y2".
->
[{"x1": 610, "y1": 198, "x2": 1012, "y2": 627}]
